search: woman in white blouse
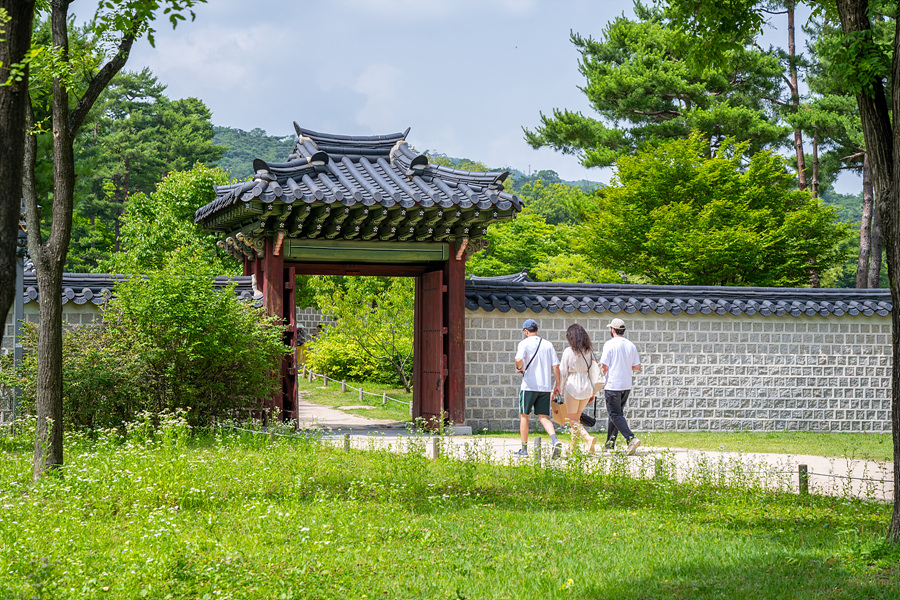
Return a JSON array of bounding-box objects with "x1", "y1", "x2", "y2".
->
[{"x1": 559, "y1": 323, "x2": 597, "y2": 453}]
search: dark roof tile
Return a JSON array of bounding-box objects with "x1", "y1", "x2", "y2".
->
[
  {"x1": 195, "y1": 126, "x2": 521, "y2": 245},
  {"x1": 22, "y1": 274, "x2": 259, "y2": 307},
  {"x1": 465, "y1": 278, "x2": 893, "y2": 318}
]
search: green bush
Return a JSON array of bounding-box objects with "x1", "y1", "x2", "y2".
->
[
  {"x1": 6, "y1": 253, "x2": 288, "y2": 430},
  {"x1": 1, "y1": 322, "x2": 147, "y2": 431},
  {"x1": 304, "y1": 327, "x2": 403, "y2": 386},
  {"x1": 106, "y1": 252, "x2": 288, "y2": 427}
]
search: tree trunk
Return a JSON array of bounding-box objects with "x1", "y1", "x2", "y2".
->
[
  {"x1": 808, "y1": 260, "x2": 820, "y2": 288},
  {"x1": 811, "y1": 130, "x2": 820, "y2": 198},
  {"x1": 0, "y1": 0, "x2": 36, "y2": 348},
  {"x1": 27, "y1": 3, "x2": 80, "y2": 478},
  {"x1": 836, "y1": 0, "x2": 900, "y2": 543},
  {"x1": 32, "y1": 261, "x2": 65, "y2": 479},
  {"x1": 857, "y1": 154, "x2": 874, "y2": 288},
  {"x1": 787, "y1": 2, "x2": 808, "y2": 190},
  {"x1": 869, "y1": 186, "x2": 884, "y2": 288}
]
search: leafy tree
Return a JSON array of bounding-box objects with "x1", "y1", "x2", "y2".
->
[
  {"x1": 523, "y1": 2, "x2": 787, "y2": 169},
  {"x1": 518, "y1": 178, "x2": 587, "y2": 226},
  {"x1": 425, "y1": 153, "x2": 490, "y2": 172},
  {"x1": 307, "y1": 277, "x2": 414, "y2": 391},
  {"x1": 800, "y1": 14, "x2": 891, "y2": 287},
  {"x1": 467, "y1": 211, "x2": 621, "y2": 283},
  {"x1": 427, "y1": 157, "x2": 612, "y2": 282},
  {"x1": 667, "y1": 0, "x2": 900, "y2": 540},
  {"x1": 212, "y1": 126, "x2": 296, "y2": 179},
  {"x1": 577, "y1": 133, "x2": 849, "y2": 286},
  {"x1": 531, "y1": 253, "x2": 620, "y2": 284},
  {"x1": 77, "y1": 68, "x2": 225, "y2": 255},
  {"x1": 100, "y1": 163, "x2": 240, "y2": 276},
  {"x1": 21, "y1": 0, "x2": 206, "y2": 480}
]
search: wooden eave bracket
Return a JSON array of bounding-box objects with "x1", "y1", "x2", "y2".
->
[{"x1": 455, "y1": 237, "x2": 469, "y2": 260}]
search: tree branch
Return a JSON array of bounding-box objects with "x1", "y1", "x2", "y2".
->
[
  {"x1": 68, "y1": 17, "x2": 139, "y2": 136},
  {"x1": 630, "y1": 109, "x2": 682, "y2": 119}
]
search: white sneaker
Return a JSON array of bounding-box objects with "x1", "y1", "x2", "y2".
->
[{"x1": 626, "y1": 437, "x2": 641, "y2": 456}]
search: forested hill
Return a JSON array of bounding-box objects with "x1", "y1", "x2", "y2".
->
[
  {"x1": 212, "y1": 126, "x2": 297, "y2": 179},
  {"x1": 212, "y1": 126, "x2": 603, "y2": 192}
]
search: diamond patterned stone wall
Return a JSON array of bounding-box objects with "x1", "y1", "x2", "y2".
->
[{"x1": 464, "y1": 310, "x2": 893, "y2": 434}]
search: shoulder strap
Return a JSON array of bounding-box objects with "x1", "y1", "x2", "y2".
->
[{"x1": 523, "y1": 338, "x2": 542, "y2": 373}]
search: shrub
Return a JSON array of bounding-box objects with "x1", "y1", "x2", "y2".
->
[
  {"x1": 6, "y1": 253, "x2": 288, "y2": 430},
  {"x1": 106, "y1": 252, "x2": 288, "y2": 427}
]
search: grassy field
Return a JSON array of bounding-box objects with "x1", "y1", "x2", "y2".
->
[{"x1": 1, "y1": 422, "x2": 897, "y2": 599}]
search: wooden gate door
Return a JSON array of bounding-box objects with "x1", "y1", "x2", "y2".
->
[{"x1": 414, "y1": 269, "x2": 445, "y2": 426}]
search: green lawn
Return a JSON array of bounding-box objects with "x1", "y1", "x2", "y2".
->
[{"x1": 1, "y1": 427, "x2": 897, "y2": 599}]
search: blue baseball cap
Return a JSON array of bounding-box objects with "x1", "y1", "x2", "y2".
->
[{"x1": 522, "y1": 319, "x2": 538, "y2": 330}]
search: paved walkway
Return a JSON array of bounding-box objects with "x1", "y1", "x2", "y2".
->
[
  {"x1": 295, "y1": 396, "x2": 407, "y2": 431},
  {"x1": 296, "y1": 399, "x2": 895, "y2": 503}
]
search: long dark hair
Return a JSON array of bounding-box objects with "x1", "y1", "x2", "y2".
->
[{"x1": 566, "y1": 323, "x2": 593, "y2": 354}]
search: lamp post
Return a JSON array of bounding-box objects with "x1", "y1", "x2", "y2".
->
[{"x1": 13, "y1": 199, "x2": 27, "y2": 425}]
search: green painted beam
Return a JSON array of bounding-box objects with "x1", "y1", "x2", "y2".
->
[{"x1": 284, "y1": 239, "x2": 449, "y2": 263}]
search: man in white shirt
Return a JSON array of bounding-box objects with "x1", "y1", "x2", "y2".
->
[
  {"x1": 599, "y1": 318, "x2": 642, "y2": 455},
  {"x1": 514, "y1": 318, "x2": 562, "y2": 458}
]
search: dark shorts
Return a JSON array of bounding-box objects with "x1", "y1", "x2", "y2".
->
[{"x1": 519, "y1": 390, "x2": 552, "y2": 416}]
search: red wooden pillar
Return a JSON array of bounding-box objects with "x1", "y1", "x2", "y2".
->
[
  {"x1": 282, "y1": 266, "x2": 298, "y2": 421},
  {"x1": 261, "y1": 237, "x2": 289, "y2": 420},
  {"x1": 445, "y1": 242, "x2": 466, "y2": 425},
  {"x1": 414, "y1": 269, "x2": 445, "y2": 427}
]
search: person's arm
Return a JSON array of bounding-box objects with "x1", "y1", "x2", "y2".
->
[
  {"x1": 601, "y1": 364, "x2": 609, "y2": 376},
  {"x1": 515, "y1": 340, "x2": 526, "y2": 373},
  {"x1": 632, "y1": 364, "x2": 641, "y2": 372},
  {"x1": 552, "y1": 364, "x2": 561, "y2": 396}
]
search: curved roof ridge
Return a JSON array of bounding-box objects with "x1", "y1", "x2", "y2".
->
[
  {"x1": 293, "y1": 122, "x2": 409, "y2": 148},
  {"x1": 464, "y1": 279, "x2": 892, "y2": 317}
]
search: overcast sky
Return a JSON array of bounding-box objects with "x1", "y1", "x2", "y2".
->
[{"x1": 74, "y1": 0, "x2": 860, "y2": 193}]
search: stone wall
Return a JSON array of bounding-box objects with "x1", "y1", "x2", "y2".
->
[
  {"x1": 296, "y1": 307, "x2": 335, "y2": 338},
  {"x1": 5, "y1": 296, "x2": 893, "y2": 434},
  {"x1": 464, "y1": 310, "x2": 892, "y2": 434},
  {"x1": 1, "y1": 304, "x2": 103, "y2": 424}
]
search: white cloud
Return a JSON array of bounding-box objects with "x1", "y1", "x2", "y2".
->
[
  {"x1": 109, "y1": 0, "x2": 642, "y2": 180},
  {"x1": 130, "y1": 25, "x2": 276, "y2": 95},
  {"x1": 352, "y1": 64, "x2": 407, "y2": 130}
]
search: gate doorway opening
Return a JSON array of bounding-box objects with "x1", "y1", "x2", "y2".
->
[
  {"x1": 194, "y1": 126, "x2": 521, "y2": 428},
  {"x1": 260, "y1": 253, "x2": 467, "y2": 427}
]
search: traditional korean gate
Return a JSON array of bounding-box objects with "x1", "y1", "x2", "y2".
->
[{"x1": 194, "y1": 125, "x2": 521, "y2": 428}]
